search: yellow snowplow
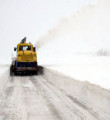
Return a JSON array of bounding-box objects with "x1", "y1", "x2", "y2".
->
[{"x1": 10, "y1": 37, "x2": 38, "y2": 75}]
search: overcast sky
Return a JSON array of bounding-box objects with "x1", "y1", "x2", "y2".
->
[{"x1": 0, "y1": 0, "x2": 96, "y2": 64}]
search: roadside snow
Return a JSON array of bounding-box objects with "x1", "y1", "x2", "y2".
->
[
  {"x1": 0, "y1": 65, "x2": 9, "y2": 94},
  {"x1": 45, "y1": 55, "x2": 110, "y2": 90},
  {"x1": 0, "y1": 65, "x2": 8, "y2": 76}
]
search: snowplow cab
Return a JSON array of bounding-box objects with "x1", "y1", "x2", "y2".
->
[{"x1": 10, "y1": 37, "x2": 38, "y2": 75}]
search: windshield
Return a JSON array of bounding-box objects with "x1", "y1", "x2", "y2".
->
[{"x1": 19, "y1": 46, "x2": 31, "y2": 51}]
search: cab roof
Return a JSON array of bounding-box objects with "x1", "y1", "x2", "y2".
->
[{"x1": 17, "y1": 43, "x2": 32, "y2": 46}]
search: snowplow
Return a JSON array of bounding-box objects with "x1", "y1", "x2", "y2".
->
[{"x1": 10, "y1": 37, "x2": 38, "y2": 75}]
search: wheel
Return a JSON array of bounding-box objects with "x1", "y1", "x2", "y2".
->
[
  {"x1": 14, "y1": 70, "x2": 17, "y2": 75},
  {"x1": 10, "y1": 66, "x2": 13, "y2": 76},
  {"x1": 33, "y1": 70, "x2": 38, "y2": 75},
  {"x1": 14, "y1": 66, "x2": 17, "y2": 75},
  {"x1": 36, "y1": 70, "x2": 38, "y2": 75}
]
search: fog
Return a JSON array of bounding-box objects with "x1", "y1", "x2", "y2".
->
[{"x1": 0, "y1": 0, "x2": 96, "y2": 64}]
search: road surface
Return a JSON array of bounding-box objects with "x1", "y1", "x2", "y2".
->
[{"x1": 0, "y1": 68, "x2": 110, "y2": 120}]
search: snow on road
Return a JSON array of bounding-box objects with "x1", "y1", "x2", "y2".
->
[{"x1": 0, "y1": 67, "x2": 110, "y2": 120}]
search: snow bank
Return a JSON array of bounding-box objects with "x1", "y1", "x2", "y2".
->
[
  {"x1": 0, "y1": 65, "x2": 8, "y2": 75},
  {"x1": 46, "y1": 55, "x2": 110, "y2": 90},
  {"x1": 43, "y1": 67, "x2": 110, "y2": 115},
  {"x1": 0, "y1": 66, "x2": 9, "y2": 94}
]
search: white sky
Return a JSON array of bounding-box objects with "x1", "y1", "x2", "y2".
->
[{"x1": 0, "y1": 0, "x2": 96, "y2": 64}]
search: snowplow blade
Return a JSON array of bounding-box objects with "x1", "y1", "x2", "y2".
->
[{"x1": 10, "y1": 65, "x2": 43, "y2": 76}]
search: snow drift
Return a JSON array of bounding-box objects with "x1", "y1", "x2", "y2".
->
[
  {"x1": 0, "y1": 66, "x2": 9, "y2": 94},
  {"x1": 43, "y1": 67, "x2": 110, "y2": 117}
]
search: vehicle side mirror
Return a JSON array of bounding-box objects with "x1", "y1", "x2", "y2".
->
[
  {"x1": 33, "y1": 47, "x2": 36, "y2": 52},
  {"x1": 14, "y1": 47, "x2": 17, "y2": 51}
]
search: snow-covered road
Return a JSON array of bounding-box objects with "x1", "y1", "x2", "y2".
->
[{"x1": 0, "y1": 68, "x2": 110, "y2": 120}]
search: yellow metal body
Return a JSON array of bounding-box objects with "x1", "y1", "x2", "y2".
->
[{"x1": 17, "y1": 43, "x2": 37, "y2": 62}]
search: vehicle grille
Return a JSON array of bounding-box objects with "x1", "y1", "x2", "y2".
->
[{"x1": 21, "y1": 55, "x2": 33, "y2": 61}]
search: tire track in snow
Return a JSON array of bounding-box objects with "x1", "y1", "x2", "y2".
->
[
  {"x1": 22, "y1": 76, "x2": 59, "y2": 120},
  {"x1": 0, "y1": 76, "x2": 23, "y2": 120},
  {"x1": 0, "y1": 76, "x2": 59, "y2": 120},
  {"x1": 0, "y1": 87, "x2": 15, "y2": 119},
  {"x1": 41, "y1": 73, "x2": 110, "y2": 120},
  {"x1": 30, "y1": 76, "x2": 63, "y2": 120},
  {"x1": 12, "y1": 76, "x2": 59, "y2": 120},
  {"x1": 31, "y1": 76, "x2": 94, "y2": 120},
  {"x1": 0, "y1": 69, "x2": 110, "y2": 120}
]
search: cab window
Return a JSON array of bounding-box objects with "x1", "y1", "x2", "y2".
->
[{"x1": 19, "y1": 46, "x2": 31, "y2": 51}]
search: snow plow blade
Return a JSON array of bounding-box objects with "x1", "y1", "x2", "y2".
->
[{"x1": 10, "y1": 65, "x2": 44, "y2": 76}]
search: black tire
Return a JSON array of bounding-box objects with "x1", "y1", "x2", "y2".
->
[
  {"x1": 36, "y1": 70, "x2": 38, "y2": 75},
  {"x1": 14, "y1": 66, "x2": 17, "y2": 75},
  {"x1": 10, "y1": 66, "x2": 12, "y2": 76},
  {"x1": 33, "y1": 70, "x2": 38, "y2": 75},
  {"x1": 14, "y1": 70, "x2": 17, "y2": 75}
]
